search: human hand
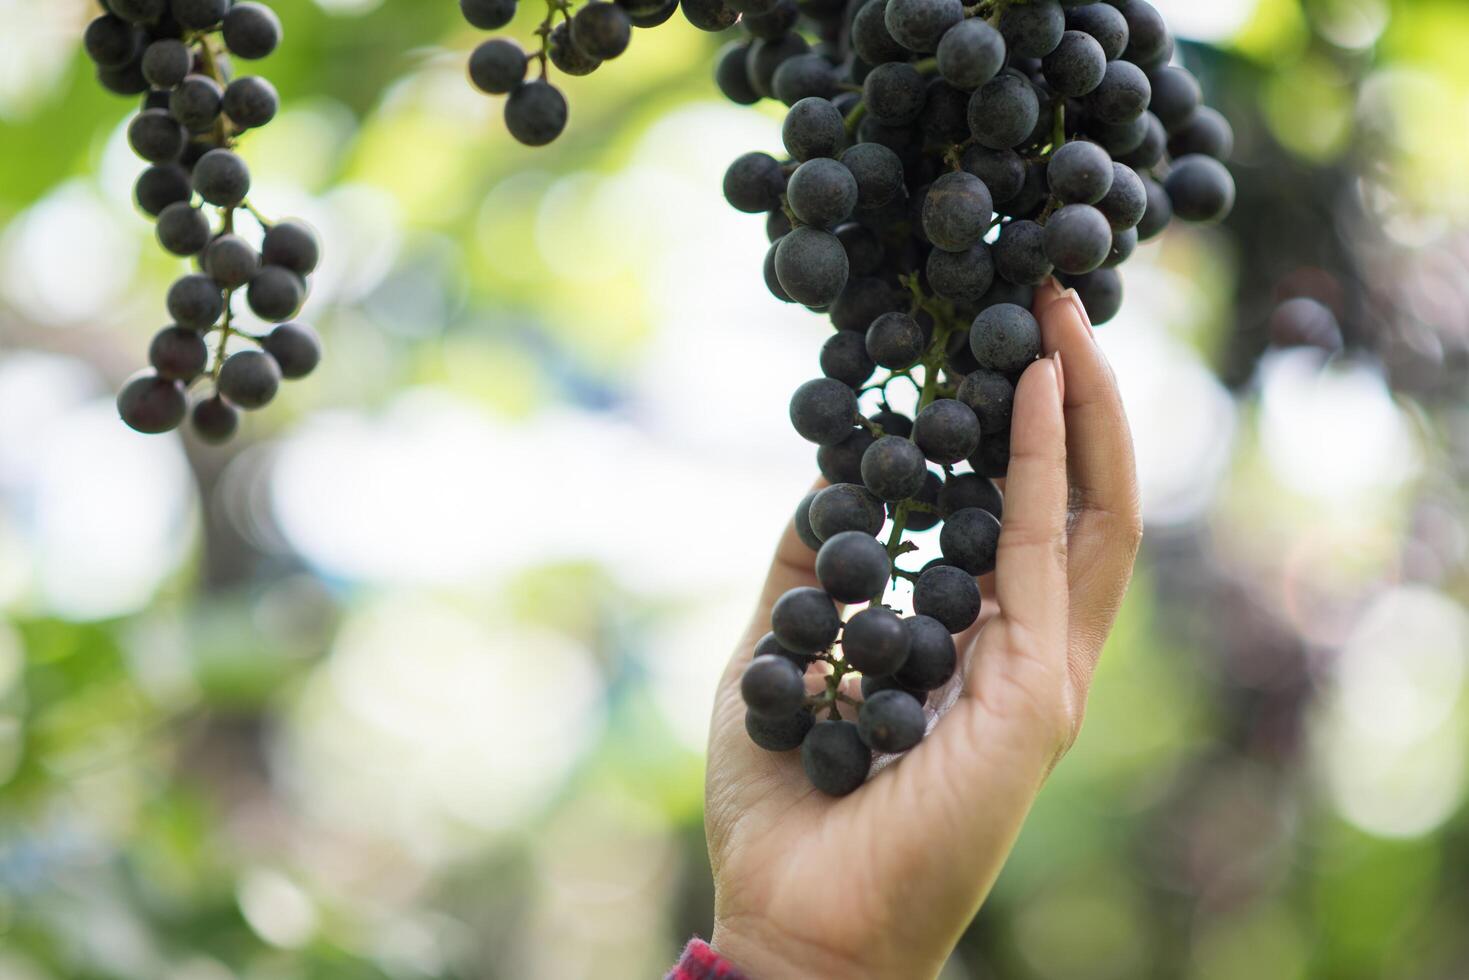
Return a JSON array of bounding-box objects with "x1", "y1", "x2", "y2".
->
[{"x1": 702, "y1": 279, "x2": 1143, "y2": 980}]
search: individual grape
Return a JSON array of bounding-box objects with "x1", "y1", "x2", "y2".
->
[
  {"x1": 956, "y1": 369, "x2": 1015, "y2": 439},
  {"x1": 821, "y1": 330, "x2": 876, "y2": 389},
  {"x1": 941, "y1": 506, "x2": 1002, "y2": 576},
  {"x1": 993, "y1": 219, "x2": 1053, "y2": 286},
  {"x1": 772, "y1": 586, "x2": 842, "y2": 653},
  {"x1": 1105, "y1": 226, "x2": 1138, "y2": 267},
  {"x1": 863, "y1": 62, "x2": 927, "y2": 126},
  {"x1": 858, "y1": 689, "x2": 926, "y2": 753},
  {"x1": 843, "y1": 607, "x2": 912, "y2": 676},
  {"x1": 787, "y1": 158, "x2": 858, "y2": 228},
  {"x1": 167, "y1": 273, "x2": 224, "y2": 329},
  {"x1": 836, "y1": 223, "x2": 885, "y2": 278},
  {"x1": 912, "y1": 564, "x2": 981, "y2": 633},
  {"x1": 755, "y1": 630, "x2": 815, "y2": 670},
  {"x1": 913, "y1": 398, "x2": 981, "y2": 465},
  {"x1": 746, "y1": 33, "x2": 811, "y2": 100},
  {"x1": 783, "y1": 97, "x2": 845, "y2": 162},
  {"x1": 191, "y1": 395, "x2": 240, "y2": 444},
  {"x1": 1096, "y1": 161, "x2": 1146, "y2": 230},
  {"x1": 996, "y1": 159, "x2": 1050, "y2": 218},
  {"x1": 262, "y1": 323, "x2": 322, "y2": 379},
  {"x1": 469, "y1": 39, "x2": 527, "y2": 95},
  {"x1": 1269, "y1": 297, "x2": 1343, "y2": 350},
  {"x1": 971, "y1": 426, "x2": 1012, "y2": 478},
  {"x1": 98, "y1": 61, "x2": 150, "y2": 96},
  {"x1": 884, "y1": 0, "x2": 962, "y2": 54},
  {"x1": 1148, "y1": 65, "x2": 1201, "y2": 131},
  {"x1": 861, "y1": 435, "x2": 929, "y2": 502},
  {"x1": 970, "y1": 303, "x2": 1041, "y2": 374},
  {"x1": 742, "y1": 654, "x2": 807, "y2": 717},
  {"x1": 1042, "y1": 30, "x2": 1106, "y2": 97},
  {"x1": 802, "y1": 720, "x2": 871, "y2": 796},
  {"x1": 1116, "y1": 112, "x2": 1166, "y2": 170},
  {"x1": 815, "y1": 531, "x2": 892, "y2": 603},
  {"x1": 840, "y1": 141, "x2": 905, "y2": 209},
  {"x1": 866, "y1": 311, "x2": 925, "y2": 370},
  {"x1": 715, "y1": 43, "x2": 760, "y2": 105},
  {"x1": 870, "y1": 410, "x2": 914, "y2": 440},
  {"x1": 774, "y1": 226, "x2": 849, "y2": 307},
  {"x1": 939, "y1": 473, "x2": 1003, "y2": 520},
  {"x1": 134, "y1": 164, "x2": 192, "y2": 217},
  {"x1": 1044, "y1": 203, "x2": 1113, "y2": 275},
  {"x1": 141, "y1": 38, "x2": 192, "y2": 88},
  {"x1": 861, "y1": 674, "x2": 928, "y2": 708},
  {"x1": 1084, "y1": 59, "x2": 1150, "y2": 124},
  {"x1": 998, "y1": 0, "x2": 1065, "y2": 58},
  {"x1": 897, "y1": 470, "x2": 944, "y2": 532},
  {"x1": 742, "y1": 0, "x2": 799, "y2": 41},
  {"x1": 771, "y1": 53, "x2": 839, "y2": 106},
  {"x1": 681, "y1": 0, "x2": 739, "y2": 31},
  {"x1": 746, "y1": 707, "x2": 816, "y2": 751},
  {"x1": 155, "y1": 202, "x2": 212, "y2": 256},
  {"x1": 723, "y1": 152, "x2": 786, "y2": 213},
  {"x1": 172, "y1": 0, "x2": 229, "y2": 29},
  {"x1": 1116, "y1": 0, "x2": 1169, "y2": 67},
  {"x1": 571, "y1": 2, "x2": 632, "y2": 60},
  {"x1": 170, "y1": 74, "x2": 223, "y2": 133},
  {"x1": 809, "y1": 483, "x2": 886, "y2": 540},
  {"x1": 192, "y1": 149, "x2": 251, "y2": 207},
  {"x1": 117, "y1": 372, "x2": 187, "y2": 434},
  {"x1": 84, "y1": 15, "x2": 142, "y2": 68},
  {"x1": 1065, "y1": 2, "x2": 1129, "y2": 61},
  {"x1": 148, "y1": 326, "x2": 208, "y2": 381},
  {"x1": 461, "y1": 0, "x2": 517, "y2": 29},
  {"x1": 1164, "y1": 154, "x2": 1236, "y2": 223},
  {"x1": 1062, "y1": 267, "x2": 1124, "y2": 324},
  {"x1": 261, "y1": 221, "x2": 320, "y2": 276},
  {"x1": 1136, "y1": 174, "x2": 1172, "y2": 240},
  {"x1": 109, "y1": 0, "x2": 168, "y2": 23},
  {"x1": 1047, "y1": 139, "x2": 1114, "y2": 205},
  {"x1": 895, "y1": 614, "x2": 959, "y2": 689},
  {"x1": 790, "y1": 377, "x2": 859, "y2": 446},
  {"x1": 222, "y1": 76, "x2": 279, "y2": 129},
  {"x1": 204, "y1": 234, "x2": 260, "y2": 289},
  {"x1": 960, "y1": 145, "x2": 1025, "y2": 204},
  {"x1": 550, "y1": 22, "x2": 603, "y2": 76},
  {"x1": 922, "y1": 171, "x2": 993, "y2": 252},
  {"x1": 222, "y1": 2, "x2": 282, "y2": 59},
  {"x1": 795, "y1": 491, "x2": 823, "y2": 551},
  {"x1": 218, "y1": 349, "x2": 282, "y2": 410},
  {"x1": 505, "y1": 80, "x2": 568, "y2": 146},
  {"x1": 927, "y1": 243, "x2": 995, "y2": 304},
  {"x1": 851, "y1": 0, "x2": 908, "y2": 66},
  {"x1": 968, "y1": 72, "x2": 1040, "y2": 150},
  {"x1": 936, "y1": 19, "x2": 1005, "y2": 91},
  {"x1": 817, "y1": 428, "x2": 874, "y2": 485},
  {"x1": 128, "y1": 109, "x2": 187, "y2": 163},
  {"x1": 763, "y1": 243, "x2": 792, "y2": 302},
  {"x1": 1168, "y1": 106, "x2": 1235, "y2": 161},
  {"x1": 830, "y1": 277, "x2": 901, "y2": 332}
]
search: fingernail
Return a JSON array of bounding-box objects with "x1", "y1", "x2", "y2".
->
[
  {"x1": 1064, "y1": 289, "x2": 1095, "y2": 339},
  {"x1": 1052, "y1": 350, "x2": 1065, "y2": 403}
]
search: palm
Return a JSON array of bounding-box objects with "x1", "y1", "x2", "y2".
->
[{"x1": 701, "y1": 283, "x2": 1143, "y2": 980}]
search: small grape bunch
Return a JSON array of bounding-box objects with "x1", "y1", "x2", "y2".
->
[
  {"x1": 460, "y1": 0, "x2": 667, "y2": 146},
  {"x1": 723, "y1": 0, "x2": 1234, "y2": 794},
  {"x1": 83, "y1": 0, "x2": 324, "y2": 442}
]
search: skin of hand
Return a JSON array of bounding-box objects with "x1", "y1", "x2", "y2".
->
[{"x1": 702, "y1": 279, "x2": 1144, "y2": 980}]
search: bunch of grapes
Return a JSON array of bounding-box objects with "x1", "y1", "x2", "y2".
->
[
  {"x1": 460, "y1": 0, "x2": 670, "y2": 146},
  {"x1": 726, "y1": 0, "x2": 1235, "y2": 795},
  {"x1": 83, "y1": 0, "x2": 323, "y2": 443}
]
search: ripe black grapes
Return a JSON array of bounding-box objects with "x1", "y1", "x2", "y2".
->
[
  {"x1": 726, "y1": 0, "x2": 1233, "y2": 795},
  {"x1": 83, "y1": 0, "x2": 323, "y2": 442}
]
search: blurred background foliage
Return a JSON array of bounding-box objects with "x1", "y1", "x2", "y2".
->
[{"x1": 1, "y1": 0, "x2": 1468, "y2": 977}]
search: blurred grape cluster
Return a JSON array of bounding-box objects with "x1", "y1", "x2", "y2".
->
[{"x1": 0, "y1": 1, "x2": 1466, "y2": 978}]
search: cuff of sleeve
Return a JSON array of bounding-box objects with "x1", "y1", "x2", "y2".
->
[{"x1": 665, "y1": 938, "x2": 749, "y2": 980}]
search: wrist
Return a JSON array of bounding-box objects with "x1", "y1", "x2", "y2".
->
[{"x1": 710, "y1": 917, "x2": 880, "y2": 980}]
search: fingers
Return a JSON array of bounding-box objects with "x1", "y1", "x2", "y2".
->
[
  {"x1": 991, "y1": 356, "x2": 1069, "y2": 662},
  {"x1": 1033, "y1": 281, "x2": 1143, "y2": 691}
]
